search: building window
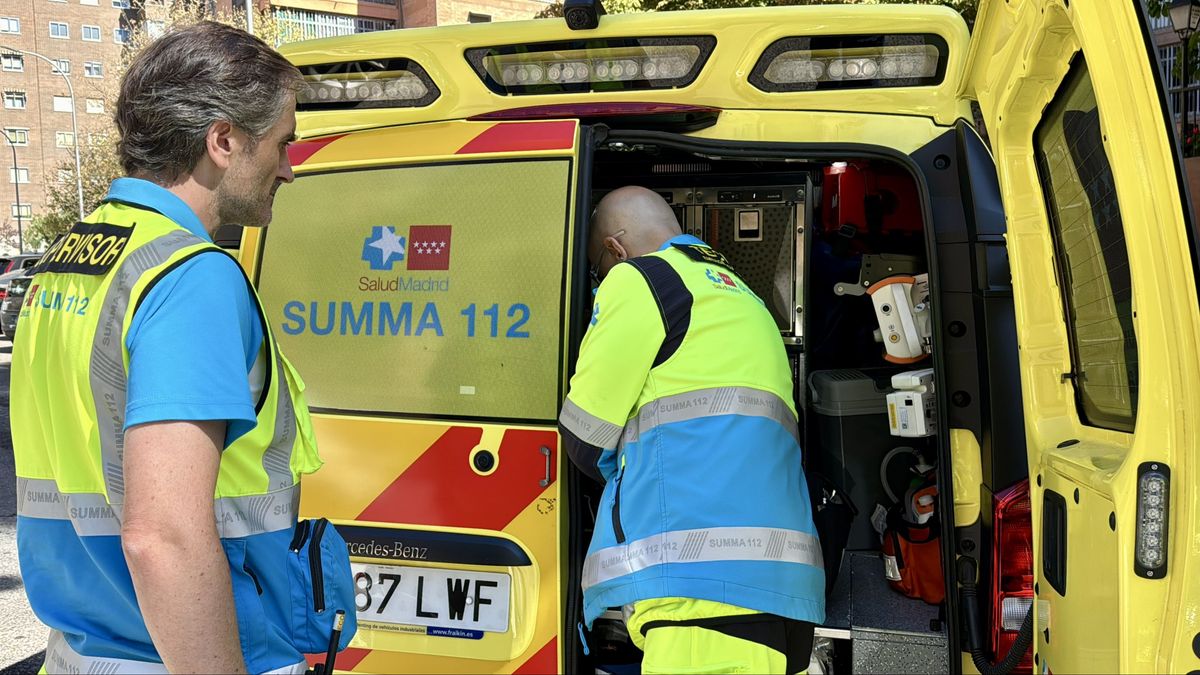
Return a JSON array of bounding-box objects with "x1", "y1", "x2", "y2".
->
[
  {"x1": 11, "y1": 204, "x2": 31, "y2": 219},
  {"x1": 53, "y1": 95, "x2": 73, "y2": 112},
  {"x1": 114, "y1": 27, "x2": 130, "y2": 44},
  {"x1": 145, "y1": 20, "x2": 165, "y2": 39},
  {"x1": 81, "y1": 0, "x2": 100, "y2": 5},
  {"x1": 3, "y1": 91, "x2": 26, "y2": 109},
  {"x1": 361, "y1": 0, "x2": 397, "y2": 4},
  {"x1": 1157, "y1": 44, "x2": 1200, "y2": 122},
  {"x1": 0, "y1": 17, "x2": 20, "y2": 34},
  {"x1": 2, "y1": 128, "x2": 29, "y2": 145},
  {"x1": 56, "y1": 169, "x2": 71, "y2": 183},
  {"x1": 468, "y1": 12, "x2": 491, "y2": 22},
  {"x1": 56, "y1": 131, "x2": 75, "y2": 148},
  {"x1": 84, "y1": 61, "x2": 102, "y2": 78},
  {"x1": 112, "y1": 0, "x2": 131, "y2": 7},
  {"x1": 273, "y1": 7, "x2": 394, "y2": 42},
  {"x1": 86, "y1": 98, "x2": 104, "y2": 113},
  {"x1": 10, "y1": 168, "x2": 30, "y2": 184},
  {"x1": 1, "y1": 54, "x2": 23, "y2": 72},
  {"x1": 82, "y1": 25, "x2": 101, "y2": 41},
  {"x1": 50, "y1": 21, "x2": 70, "y2": 39},
  {"x1": 51, "y1": 59, "x2": 69, "y2": 74}
]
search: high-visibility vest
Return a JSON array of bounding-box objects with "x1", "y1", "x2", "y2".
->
[
  {"x1": 11, "y1": 202, "x2": 322, "y2": 674},
  {"x1": 560, "y1": 242, "x2": 825, "y2": 627}
]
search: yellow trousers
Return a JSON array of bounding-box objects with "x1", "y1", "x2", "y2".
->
[{"x1": 627, "y1": 598, "x2": 812, "y2": 675}]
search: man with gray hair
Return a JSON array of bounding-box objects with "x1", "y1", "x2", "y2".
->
[{"x1": 11, "y1": 21, "x2": 350, "y2": 674}]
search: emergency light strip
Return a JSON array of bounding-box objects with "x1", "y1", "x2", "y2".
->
[
  {"x1": 1134, "y1": 462, "x2": 1170, "y2": 578},
  {"x1": 749, "y1": 34, "x2": 947, "y2": 92},
  {"x1": 295, "y1": 58, "x2": 441, "y2": 111},
  {"x1": 466, "y1": 37, "x2": 714, "y2": 96}
]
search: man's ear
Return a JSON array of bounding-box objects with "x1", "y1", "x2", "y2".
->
[
  {"x1": 205, "y1": 120, "x2": 236, "y2": 171},
  {"x1": 604, "y1": 236, "x2": 627, "y2": 262}
]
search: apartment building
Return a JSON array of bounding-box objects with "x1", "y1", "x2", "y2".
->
[
  {"x1": 1, "y1": 0, "x2": 128, "y2": 250},
  {"x1": 217, "y1": 0, "x2": 553, "y2": 40}
]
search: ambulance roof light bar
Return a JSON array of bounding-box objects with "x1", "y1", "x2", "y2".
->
[
  {"x1": 466, "y1": 36, "x2": 715, "y2": 96},
  {"x1": 749, "y1": 34, "x2": 948, "y2": 92},
  {"x1": 295, "y1": 58, "x2": 441, "y2": 111}
]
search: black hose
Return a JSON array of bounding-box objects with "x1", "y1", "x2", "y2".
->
[{"x1": 958, "y1": 559, "x2": 1035, "y2": 675}]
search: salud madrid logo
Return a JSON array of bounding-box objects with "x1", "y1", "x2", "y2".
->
[{"x1": 362, "y1": 225, "x2": 453, "y2": 271}]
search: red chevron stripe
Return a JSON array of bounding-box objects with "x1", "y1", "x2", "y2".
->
[
  {"x1": 304, "y1": 647, "x2": 371, "y2": 672},
  {"x1": 287, "y1": 134, "x2": 345, "y2": 167},
  {"x1": 456, "y1": 121, "x2": 576, "y2": 155},
  {"x1": 357, "y1": 427, "x2": 558, "y2": 530},
  {"x1": 513, "y1": 638, "x2": 557, "y2": 675}
]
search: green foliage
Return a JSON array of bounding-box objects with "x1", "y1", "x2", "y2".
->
[{"x1": 30, "y1": 2, "x2": 285, "y2": 247}]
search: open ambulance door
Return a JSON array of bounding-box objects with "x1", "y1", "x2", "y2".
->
[
  {"x1": 965, "y1": 0, "x2": 1200, "y2": 671},
  {"x1": 241, "y1": 118, "x2": 590, "y2": 673}
]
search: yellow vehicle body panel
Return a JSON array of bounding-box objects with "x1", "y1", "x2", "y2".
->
[
  {"x1": 241, "y1": 117, "x2": 582, "y2": 674},
  {"x1": 966, "y1": 0, "x2": 1200, "y2": 671},
  {"x1": 279, "y1": 5, "x2": 972, "y2": 139}
]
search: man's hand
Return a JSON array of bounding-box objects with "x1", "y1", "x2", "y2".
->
[{"x1": 121, "y1": 420, "x2": 247, "y2": 674}]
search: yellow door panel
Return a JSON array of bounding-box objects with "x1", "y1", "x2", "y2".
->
[
  {"x1": 966, "y1": 0, "x2": 1200, "y2": 671},
  {"x1": 250, "y1": 119, "x2": 581, "y2": 673}
]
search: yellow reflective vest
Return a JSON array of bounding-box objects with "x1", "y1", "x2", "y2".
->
[{"x1": 11, "y1": 201, "x2": 322, "y2": 673}]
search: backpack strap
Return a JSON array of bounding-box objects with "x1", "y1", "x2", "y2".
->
[{"x1": 622, "y1": 255, "x2": 693, "y2": 368}]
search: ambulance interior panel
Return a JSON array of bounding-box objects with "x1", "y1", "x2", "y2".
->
[{"x1": 587, "y1": 144, "x2": 945, "y2": 672}]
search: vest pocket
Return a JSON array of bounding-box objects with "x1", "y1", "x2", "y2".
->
[{"x1": 286, "y1": 518, "x2": 358, "y2": 653}]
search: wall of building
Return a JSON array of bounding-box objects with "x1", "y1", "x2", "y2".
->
[
  {"x1": 433, "y1": 0, "x2": 549, "y2": 26},
  {"x1": 1, "y1": 0, "x2": 125, "y2": 252}
]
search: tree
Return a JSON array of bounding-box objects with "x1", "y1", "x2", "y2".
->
[{"x1": 27, "y1": 2, "x2": 288, "y2": 249}]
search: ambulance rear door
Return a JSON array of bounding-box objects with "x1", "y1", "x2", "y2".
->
[
  {"x1": 965, "y1": 0, "x2": 1200, "y2": 671},
  {"x1": 250, "y1": 118, "x2": 586, "y2": 673}
]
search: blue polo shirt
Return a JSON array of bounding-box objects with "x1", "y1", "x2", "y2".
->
[
  {"x1": 659, "y1": 233, "x2": 706, "y2": 251},
  {"x1": 108, "y1": 178, "x2": 264, "y2": 446}
]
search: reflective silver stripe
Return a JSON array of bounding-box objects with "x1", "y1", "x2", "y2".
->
[
  {"x1": 47, "y1": 629, "x2": 167, "y2": 674},
  {"x1": 18, "y1": 477, "x2": 299, "y2": 538},
  {"x1": 45, "y1": 630, "x2": 306, "y2": 674},
  {"x1": 261, "y1": 350, "x2": 296, "y2": 492},
  {"x1": 623, "y1": 387, "x2": 799, "y2": 446},
  {"x1": 581, "y1": 526, "x2": 823, "y2": 590},
  {"x1": 559, "y1": 397, "x2": 624, "y2": 450},
  {"x1": 89, "y1": 229, "x2": 203, "y2": 510},
  {"x1": 17, "y1": 477, "x2": 121, "y2": 536},
  {"x1": 214, "y1": 484, "x2": 301, "y2": 538}
]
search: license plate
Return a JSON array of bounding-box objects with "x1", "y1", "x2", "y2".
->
[{"x1": 351, "y1": 563, "x2": 511, "y2": 635}]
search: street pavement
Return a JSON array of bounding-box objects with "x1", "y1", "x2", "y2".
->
[{"x1": 0, "y1": 338, "x2": 46, "y2": 675}]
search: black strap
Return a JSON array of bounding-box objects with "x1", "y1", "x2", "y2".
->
[
  {"x1": 622, "y1": 256, "x2": 693, "y2": 368},
  {"x1": 640, "y1": 613, "x2": 815, "y2": 674}
]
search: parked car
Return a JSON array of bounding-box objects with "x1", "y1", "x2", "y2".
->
[
  {"x1": 0, "y1": 253, "x2": 42, "y2": 276},
  {"x1": 1, "y1": 267, "x2": 34, "y2": 339},
  {"x1": 0, "y1": 256, "x2": 39, "y2": 306}
]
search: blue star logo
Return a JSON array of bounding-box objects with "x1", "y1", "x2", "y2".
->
[
  {"x1": 362, "y1": 226, "x2": 407, "y2": 271},
  {"x1": 590, "y1": 303, "x2": 600, "y2": 327}
]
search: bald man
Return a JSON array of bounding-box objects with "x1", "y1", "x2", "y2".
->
[{"x1": 559, "y1": 186, "x2": 825, "y2": 674}]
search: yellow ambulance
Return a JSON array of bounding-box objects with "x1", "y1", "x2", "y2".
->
[{"x1": 234, "y1": 0, "x2": 1200, "y2": 672}]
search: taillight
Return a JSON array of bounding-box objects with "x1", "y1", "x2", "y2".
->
[
  {"x1": 991, "y1": 480, "x2": 1034, "y2": 672},
  {"x1": 0, "y1": 289, "x2": 9, "y2": 302}
]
